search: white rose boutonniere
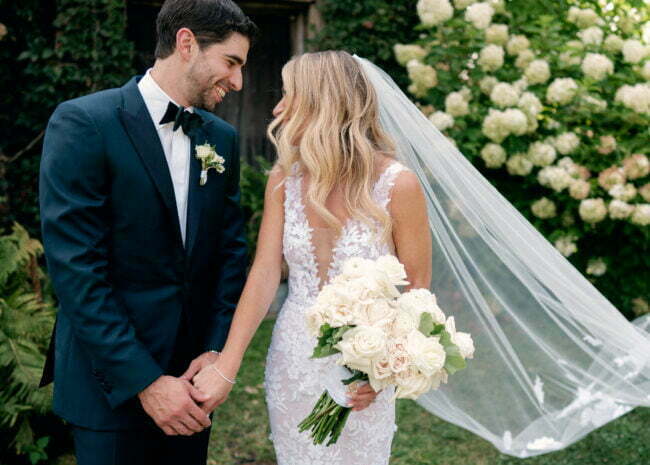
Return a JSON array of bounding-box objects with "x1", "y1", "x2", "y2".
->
[{"x1": 195, "y1": 142, "x2": 225, "y2": 185}]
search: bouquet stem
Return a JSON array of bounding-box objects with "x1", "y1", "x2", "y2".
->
[{"x1": 298, "y1": 391, "x2": 352, "y2": 446}]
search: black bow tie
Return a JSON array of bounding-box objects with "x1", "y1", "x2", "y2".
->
[{"x1": 159, "y1": 102, "x2": 203, "y2": 134}]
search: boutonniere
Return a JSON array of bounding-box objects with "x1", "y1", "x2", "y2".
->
[{"x1": 195, "y1": 142, "x2": 225, "y2": 186}]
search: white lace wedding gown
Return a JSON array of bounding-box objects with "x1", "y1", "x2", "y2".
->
[{"x1": 264, "y1": 160, "x2": 408, "y2": 465}]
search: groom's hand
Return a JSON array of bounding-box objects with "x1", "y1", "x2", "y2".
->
[
  {"x1": 138, "y1": 375, "x2": 212, "y2": 436},
  {"x1": 180, "y1": 351, "x2": 221, "y2": 381}
]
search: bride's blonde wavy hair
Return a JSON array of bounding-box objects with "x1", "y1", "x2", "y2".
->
[{"x1": 267, "y1": 50, "x2": 397, "y2": 239}]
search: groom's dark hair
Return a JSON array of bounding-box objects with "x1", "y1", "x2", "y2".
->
[{"x1": 155, "y1": 0, "x2": 258, "y2": 59}]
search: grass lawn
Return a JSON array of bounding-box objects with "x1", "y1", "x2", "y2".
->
[{"x1": 206, "y1": 319, "x2": 650, "y2": 465}]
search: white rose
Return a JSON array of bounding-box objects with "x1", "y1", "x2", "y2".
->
[
  {"x1": 546, "y1": 78, "x2": 578, "y2": 105},
  {"x1": 608, "y1": 200, "x2": 635, "y2": 220},
  {"x1": 622, "y1": 39, "x2": 647, "y2": 64},
  {"x1": 524, "y1": 59, "x2": 551, "y2": 85},
  {"x1": 485, "y1": 23, "x2": 508, "y2": 45},
  {"x1": 336, "y1": 325, "x2": 388, "y2": 369},
  {"x1": 376, "y1": 255, "x2": 409, "y2": 286},
  {"x1": 478, "y1": 44, "x2": 504, "y2": 71},
  {"x1": 465, "y1": 2, "x2": 494, "y2": 30},
  {"x1": 581, "y1": 53, "x2": 614, "y2": 81},
  {"x1": 417, "y1": 0, "x2": 454, "y2": 26},
  {"x1": 480, "y1": 143, "x2": 507, "y2": 168},
  {"x1": 394, "y1": 367, "x2": 435, "y2": 399},
  {"x1": 586, "y1": 258, "x2": 607, "y2": 276},
  {"x1": 453, "y1": 331, "x2": 475, "y2": 359},
  {"x1": 528, "y1": 141, "x2": 557, "y2": 167},
  {"x1": 630, "y1": 204, "x2": 650, "y2": 226},
  {"x1": 429, "y1": 111, "x2": 455, "y2": 131},
  {"x1": 531, "y1": 197, "x2": 557, "y2": 219},
  {"x1": 391, "y1": 310, "x2": 419, "y2": 338},
  {"x1": 490, "y1": 82, "x2": 519, "y2": 107},
  {"x1": 306, "y1": 306, "x2": 326, "y2": 337},
  {"x1": 506, "y1": 153, "x2": 534, "y2": 176},
  {"x1": 578, "y1": 26, "x2": 603, "y2": 46},
  {"x1": 386, "y1": 337, "x2": 411, "y2": 373},
  {"x1": 405, "y1": 330, "x2": 446, "y2": 376},
  {"x1": 506, "y1": 35, "x2": 530, "y2": 55},
  {"x1": 394, "y1": 44, "x2": 427, "y2": 66},
  {"x1": 579, "y1": 198, "x2": 608, "y2": 224},
  {"x1": 195, "y1": 144, "x2": 214, "y2": 160},
  {"x1": 368, "y1": 357, "x2": 395, "y2": 392},
  {"x1": 397, "y1": 288, "x2": 446, "y2": 325}
]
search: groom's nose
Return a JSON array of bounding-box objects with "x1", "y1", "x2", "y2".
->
[{"x1": 228, "y1": 68, "x2": 243, "y2": 92}]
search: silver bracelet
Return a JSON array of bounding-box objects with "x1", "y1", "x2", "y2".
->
[{"x1": 209, "y1": 364, "x2": 236, "y2": 385}]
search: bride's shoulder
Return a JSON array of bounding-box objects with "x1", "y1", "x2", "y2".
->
[
  {"x1": 265, "y1": 164, "x2": 288, "y2": 202},
  {"x1": 386, "y1": 163, "x2": 425, "y2": 214}
]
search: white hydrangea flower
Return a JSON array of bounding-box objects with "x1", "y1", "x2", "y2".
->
[
  {"x1": 630, "y1": 204, "x2": 650, "y2": 226},
  {"x1": 531, "y1": 197, "x2": 557, "y2": 219},
  {"x1": 465, "y1": 2, "x2": 494, "y2": 30},
  {"x1": 528, "y1": 141, "x2": 557, "y2": 167},
  {"x1": 482, "y1": 109, "x2": 509, "y2": 142},
  {"x1": 480, "y1": 143, "x2": 507, "y2": 168},
  {"x1": 515, "y1": 49, "x2": 536, "y2": 69},
  {"x1": 603, "y1": 34, "x2": 624, "y2": 53},
  {"x1": 558, "y1": 50, "x2": 582, "y2": 68},
  {"x1": 639, "y1": 183, "x2": 650, "y2": 203},
  {"x1": 445, "y1": 91, "x2": 470, "y2": 116},
  {"x1": 567, "y1": 7, "x2": 602, "y2": 29},
  {"x1": 485, "y1": 23, "x2": 508, "y2": 45},
  {"x1": 557, "y1": 156, "x2": 583, "y2": 179},
  {"x1": 490, "y1": 82, "x2": 519, "y2": 107},
  {"x1": 503, "y1": 108, "x2": 528, "y2": 135},
  {"x1": 597, "y1": 135, "x2": 617, "y2": 155},
  {"x1": 569, "y1": 179, "x2": 591, "y2": 200},
  {"x1": 578, "y1": 27, "x2": 604, "y2": 46},
  {"x1": 553, "y1": 132, "x2": 580, "y2": 155},
  {"x1": 615, "y1": 84, "x2": 650, "y2": 115},
  {"x1": 506, "y1": 35, "x2": 530, "y2": 55},
  {"x1": 546, "y1": 78, "x2": 578, "y2": 105},
  {"x1": 517, "y1": 91, "x2": 541, "y2": 117},
  {"x1": 394, "y1": 44, "x2": 427, "y2": 66},
  {"x1": 598, "y1": 166, "x2": 626, "y2": 191},
  {"x1": 554, "y1": 236, "x2": 577, "y2": 257},
  {"x1": 622, "y1": 154, "x2": 650, "y2": 180},
  {"x1": 579, "y1": 198, "x2": 607, "y2": 224},
  {"x1": 622, "y1": 39, "x2": 648, "y2": 64},
  {"x1": 586, "y1": 258, "x2": 607, "y2": 276},
  {"x1": 608, "y1": 199, "x2": 635, "y2": 220},
  {"x1": 608, "y1": 183, "x2": 637, "y2": 202},
  {"x1": 524, "y1": 59, "x2": 551, "y2": 85},
  {"x1": 417, "y1": 0, "x2": 454, "y2": 26},
  {"x1": 581, "y1": 53, "x2": 614, "y2": 81},
  {"x1": 407, "y1": 59, "x2": 438, "y2": 97},
  {"x1": 640, "y1": 62, "x2": 650, "y2": 81},
  {"x1": 458, "y1": 86, "x2": 472, "y2": 101},
  {"x1": 506, "y1": 153, "x2": 533, "y2": 176},
  {"x1": 429, "y1": 111, "x2": 455, "y2": 131},
  {"x1": 479, "y1": 76, "x2": 499, "y2": 94},
  {"x1": 478, "y1": 44, "x2": 505, "y2": 71},
  {"x1": 453, "y1": 0, "x2": 477, "y2": 9},
  {"x1": 538, "y1": 166, "x2": 572, "y2": 192},
  {"x1": 580, "y1": 95, "x2": 608, "y2": 113}
]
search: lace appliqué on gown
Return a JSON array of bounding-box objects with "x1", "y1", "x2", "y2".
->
[{"x1": 264, "y1": 161, "x2": 408, "y2": 465}]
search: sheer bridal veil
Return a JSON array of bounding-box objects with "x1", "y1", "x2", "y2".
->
[{"x1": 352, "y1": 55, "x2": 650, "y2": 458}]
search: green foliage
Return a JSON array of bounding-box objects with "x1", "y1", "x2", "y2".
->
[
  {"x1": 240, "y1": 157, "x2": 272, "y2": 258},
  {"x1": 312, "y1": 324, "x2": 352, "y2": 358},
  {"x1": 0, "y1": 0, "x2": 135, "y2": 234},
  {"x1": 0, "y1": 223, "x2": 56, "y2": 463}
]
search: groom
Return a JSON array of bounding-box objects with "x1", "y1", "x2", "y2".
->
[{"x1": 38, "y1": 0, "x2": 256, "y2": 463}]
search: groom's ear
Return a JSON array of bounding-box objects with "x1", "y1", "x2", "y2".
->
[{"x1": 175, "y1": 27, "x2": 198, "y2": 61}]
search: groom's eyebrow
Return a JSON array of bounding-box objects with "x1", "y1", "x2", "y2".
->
[{"x1": 226, "y1": 54, "x2": 245, "y2": 66}]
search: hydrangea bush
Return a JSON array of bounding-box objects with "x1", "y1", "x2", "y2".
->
[{"x1": 394, "y1": 0, "x2": 649, "y2": 318}]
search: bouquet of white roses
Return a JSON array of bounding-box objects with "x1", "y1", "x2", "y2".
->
[{"x1": 299, "y1": 255, "x2": 475, "y2": 446}]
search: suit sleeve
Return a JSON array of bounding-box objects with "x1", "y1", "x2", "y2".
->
[
  {"x1": 205, "y1": 131, "x2": 248, "y2": 351},
  {"x1": 40, "y1": 102, "x2": 163, "y2": 408}
]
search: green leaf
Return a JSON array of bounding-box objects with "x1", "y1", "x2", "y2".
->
[{"x1": 418, "y1": 312, "x2": 434, "y2": 335}]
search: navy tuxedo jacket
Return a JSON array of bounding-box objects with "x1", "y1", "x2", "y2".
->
[{"x1": 39, "y1": 76, "x2": 248, "y2": 430}]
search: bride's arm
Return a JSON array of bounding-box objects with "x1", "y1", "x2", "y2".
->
[
  {"x1": 192, "y1": 166, "x2": 286, "y2": 411},
  {"x1": 390, "y1": 170, "x2": 433, "y2": 290}
]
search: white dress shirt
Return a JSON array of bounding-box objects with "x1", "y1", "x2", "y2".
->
[{"x1": 137, "y1": 69, "x2": 192, "y2": 245}]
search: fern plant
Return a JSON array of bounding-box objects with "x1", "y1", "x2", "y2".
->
[{"x1": 0, "y1": 223, "x2": 55, "y2": 464}]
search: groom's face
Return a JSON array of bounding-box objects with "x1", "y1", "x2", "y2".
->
[{"x1": 186, "y1": 32, "x2": 250, "y2": 112}]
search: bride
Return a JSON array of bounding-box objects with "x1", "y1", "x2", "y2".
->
[{"x1": 193, "y1": 50, "x2": 650, "y2": 461}]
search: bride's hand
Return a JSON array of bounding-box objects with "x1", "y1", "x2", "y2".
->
[
  {"x1": 191, "y1": 360, "x2": 238, "y2": 414},
  {"x1": 346, "y1": 383, "x2": 379, "y2": 412}
]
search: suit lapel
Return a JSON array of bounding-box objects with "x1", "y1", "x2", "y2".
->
[
  {"x1": 118, "y1": 77, "x2": 183, "y2": 248},
  {"x1": 185, "y1": 125, "x2": 209, "y2": 257}
]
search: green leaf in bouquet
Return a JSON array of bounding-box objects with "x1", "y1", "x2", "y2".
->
[
  {"x1": 418, "y1": 312, "x2": 434, "y2": 335},
  {"x1": 440, "y1": 330, "x2": 467, "y2": 375},
  {"x1": 311, "y1": 324, "x2": 353, "y2": 358},
  {"x1": 342, "y1": 369, "x2": 369, "y2": 385}
]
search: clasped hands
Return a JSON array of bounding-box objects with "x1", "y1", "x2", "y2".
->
[{"x1": 137, "y1": 351, "x2": 236, "y2": 436}]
